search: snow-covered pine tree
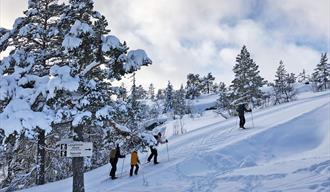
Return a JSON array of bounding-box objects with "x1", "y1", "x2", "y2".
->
[
  {"x1": 211, "y1": 82, "x2": 220, "y2": 94},
  {"x1": 185, "y1": 73, "x2": 202, "y2": 99},
  {"x1": 312, "y1": 53, "x2": 330, "y2": 91},
  {"x1": 118, "y1": 74, "x2": 150, "y2": 152},
  {"x1": 201, "y1": 72, "x2": 215, "y2": 94},
  {"x1": 116, "y1": 83, "x2": 128, "y2": 101},
  {"x1": 156, "y1": 89, "x2": 165, "y2": 100},
  {"x1": 297, "y1": 69, "x2": 310, "y2": 83},
  {"x1": 173, "y1": 85, "x2": 187, "y2": 133},
  {"x1": 215, "y1": 82, "x2": 232, "y2": 118},
  {"x1": 163, "y1": 81, "x2": 174, "y2": 114},
  {"x1": 45, "y1": 1, "x2": 152, "y2": 191},
  {"x1": 272, "y1": 60, "x2": 296, "y2": 104},
  {"x1": 0, "y1": 0, "x2": 66, "y2": 189},
  {"x1": 230, "y1": 45, "x2": 266, "y2": 106},
  {"x1": 148, "y1": 83, "x2": 155, "y2": 100},
  {"x1": 136, "y1": 85, "x2": 148, "y2": 99},
  {"x1": 173, "y1": 85, "x2": 187, "y2": 118}
]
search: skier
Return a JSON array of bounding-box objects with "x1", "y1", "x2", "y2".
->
[
  {"x1": 236, "y1": 103, "x2": 252, "y2": 129},
  {"x1": 147, "y1": 132, "x2": 168, "y2": 164},
  {"x1": 109, "y1": 143, "x2": 125, "y2": 180},
  {"x1": 130, "y1": 150, "x2": 140, "y2": 176}
]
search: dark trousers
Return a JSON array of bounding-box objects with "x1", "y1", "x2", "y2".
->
[
  {"x1": 239, "y1": 115, "x2": 245, "y2": 128},
  {"x1": 110, "y1": 160, "x2": 117, "y2": 178},
  {"x1": 147, "y1": 147, "x2": 158, "y2": 163},
  {"x1": 130, "y1": 164, "x2": 139, "y2": 176}
]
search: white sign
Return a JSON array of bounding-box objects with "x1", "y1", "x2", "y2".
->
[{"x1": 66, "y1": 142, "x2": 93, "y2": 157}]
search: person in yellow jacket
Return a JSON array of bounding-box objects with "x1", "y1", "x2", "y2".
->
[{"x1": 130, "y1": 150, "x2": 140, "y2": 176}]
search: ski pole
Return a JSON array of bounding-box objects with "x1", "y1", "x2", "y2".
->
[
  {"x1": 166, "y1": 142, "x2": 170, "y2": 161},
  {"x1": 121, "y1": 157, "x2": 125, "y2": 177},
  {"x1": 144, "y1": 148, "x2": 149, "y2": 163},
  {"x1": 251, "y1": 111, "x2": 255, "y2": 128}
]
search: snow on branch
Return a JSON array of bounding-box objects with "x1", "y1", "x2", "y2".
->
[
  {"x1": 0, "y1": 99, "x2": 52, "y2": 137},
  {"x1": 123, "y1": 49, "x2": 152, "y2": 72},
  {"x1": 96, "y1": 105, "x2": 115, "y2": 120},
  {"x1": 48, "y1": 65, "x2": 80, "y2": 98},
  {"x1": 72, "y1": 111, "x2": 92, "y2": 127},
  {"x1": 101, "y1": 35, "x2": 122, "y2": 52},
  {"x1": 70, "y1": 20, "x2": 93, "y2": 35},
  {"x1": 106, "y1": 120, "x2": 130, "y2": 133},
  {"x1": 0, "y1": 76, "x2": 16, "y2": 101},
  {"x1": 62, "y1": 35, "x2": 82, "y2": 51},
  {"x1": 80, "y1": 61, "x2": 98, "y2": 76}
]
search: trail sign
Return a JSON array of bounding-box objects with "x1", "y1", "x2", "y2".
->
[
  {"x1": 66, "y1": 142, "x2": 93, "y2": 157},
  {"x1": 60, "y1": 144, "x2": 68, "y2": 157}
]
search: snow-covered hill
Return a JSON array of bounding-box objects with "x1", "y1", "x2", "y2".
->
[{"x1": 18, "y1": 91, "x2": 330, "y2": 192}]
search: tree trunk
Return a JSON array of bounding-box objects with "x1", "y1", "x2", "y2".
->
[
  {"x1": 36, "y1": 128, "x2": 45, "y2": 185},
  {"x1": 72, "y1": 125, "x2": 85, "y2": 192}
]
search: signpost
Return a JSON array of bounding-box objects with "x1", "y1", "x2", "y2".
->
[
  {"x1": 59, "y1": 140, "x2": 93, "y2": 192},
  {"x1": 59, "y1": 141, "x2": 93, "y2": 157},
  {"x1": 67, "y1": 142, "x2": 93, "y2": 157}
]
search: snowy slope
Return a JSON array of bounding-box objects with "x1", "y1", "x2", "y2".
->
[{"x1": 18, "y1": 91, "x2": 330, "y2": 192}]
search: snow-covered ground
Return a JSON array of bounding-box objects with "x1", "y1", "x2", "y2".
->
[{"x1": 17, "y1": 91, "x2": 330, "y2": 192}]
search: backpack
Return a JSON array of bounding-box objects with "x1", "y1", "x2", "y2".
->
[{"x1": 110, "y1": 149, "x2": 116, "y2": 159}]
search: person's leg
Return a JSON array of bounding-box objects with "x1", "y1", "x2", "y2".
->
[
  {"x1": 130, "y1": 165, "x2": 134, "y2": 176},
  {"x1": 154, "y1": 149, "x2": 158, "y2": 164},
  {"x1": 113, "y1": 163, "x2": 117, "y2": 178},
  {"x1": 135, "y1": 164, "x2": 139, "y2": 175},
  {"x1": 239, "y1": 116, "x2": 244, "y2": 128},
  {"x1": 147, "y1": 147, "x2": 154, "y2": 162},
  {"x1": 242, "y1": 116, "x2": 246, "y2": 128},
  {"x1": 110, "y1": 161, "x2": 116, "y2": 178}
]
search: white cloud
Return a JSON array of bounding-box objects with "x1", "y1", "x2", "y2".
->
[
  {"x1": 1, "y1": 0, "x2": 328, "y2": 89},
  {"x1": 263, "y1": 0, "x2": 330, "y2": 40},
  {"x1": 95, "y1": 0, "x2": 328, "y2": 89}
]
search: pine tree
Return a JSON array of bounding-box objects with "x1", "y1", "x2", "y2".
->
[
  {"x1": 230, "y1": 45, "x2": 266, "y2": 106},
  {"x1": 172, "y1": 85, "x2": 187, "y2": 134},
  {"x1": 211, "y1": 82, "x2": 220, "y2": 93},
  {"x1": 163, "y1": 81, "x2": 174, "y2": 114},
  {"x1": 186, "y1": 73, "x2": 202, "y2": 99},
  {"x1": 148, "y1": 83, "x2": 155, "y2": 100},
  {"x1": 121, "y1": 74, "x2": 150, "y2": 151},
  {"x1": 272, "y1": 60, "x2": 296, "y2": 104},
  {"x1": 136, "y1": 85, "x2": 147, "y2": 99},
  {"x1": 201, "y1": 72, "x2": 215, "y2": 94},
  {"x1": 297, "y1": 69, "x2": 310, "y2": 83},
  {"x1": 0, "y1": 0, "x2": 66, "y2": 188},
  {"x1": 173, "y1": 85, "x2": 187, "y2": 118},
  {"x1": 49, "y1": 1, "x2": 152, "y2": 191},
  {"x1": 117, "y1": 83, "x2": 128, "y2": 101},
  {"x1": 215, "y1": 82, "x2": 231, "y2": 118},
  {"x1": 156, "y1": 89, "x2": 165, "y2": 100},
  {"x1": 312, "y1": 53, "x2": 330, "y2": 91}
]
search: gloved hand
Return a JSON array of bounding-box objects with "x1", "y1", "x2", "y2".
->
[{"x1": 165, "y1": 139, "x2": 168, "y2": 143}]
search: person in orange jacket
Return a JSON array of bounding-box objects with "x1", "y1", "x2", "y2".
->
[{"x1": 130, "y1": 150, "x2": 140, "y2": 176}]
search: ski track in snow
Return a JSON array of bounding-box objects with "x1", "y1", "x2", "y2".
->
[{"x1": 17, "y1": 92, "x2": 330, "y2": 192}]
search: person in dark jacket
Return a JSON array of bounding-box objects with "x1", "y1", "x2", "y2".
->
[
  {"x1": 236, "y1": 103, "x2": 252, "y2": 129},
  {"x1": 109, "y1": 144, "x2": 125, "y2": 180},
  {"x1": 147, "y1": 132, "x2": 168, "y2": 164}
]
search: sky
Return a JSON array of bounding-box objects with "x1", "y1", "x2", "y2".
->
[{"x1": 0, "y1": 0, "x2": 329, "y2": 89}]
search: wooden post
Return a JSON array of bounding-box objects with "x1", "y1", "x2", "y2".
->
[
  {"x1": 36, "y1": 128, "x2": 45, "y2": 185},
  {"x1": 72, "y1": 125, "x2": 85, "y2": 192}
]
